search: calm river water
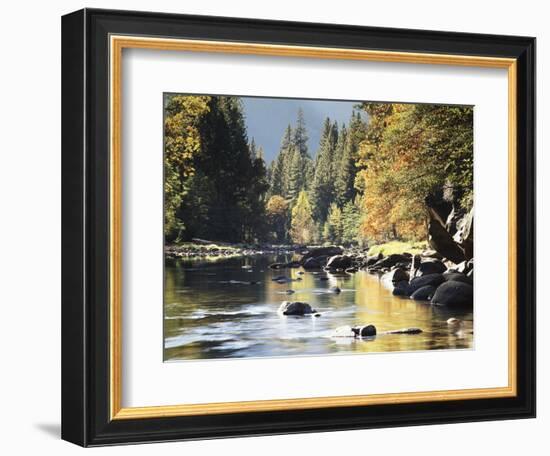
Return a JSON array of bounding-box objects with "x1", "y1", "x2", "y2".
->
[{"x1": 164, "y1": 255, "x2": 473, "y2": 361}]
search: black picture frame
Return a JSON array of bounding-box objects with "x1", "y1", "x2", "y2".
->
[{"x1": 62, "y1": 8, "x2": 536, "y2": 447}]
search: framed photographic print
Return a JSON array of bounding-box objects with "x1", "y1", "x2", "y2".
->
[{"x1": 61, "y1": 8, "x2": 536, "y2": 446}]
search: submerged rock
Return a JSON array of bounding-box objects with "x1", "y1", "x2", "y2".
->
[
  {"x1": 392, "y1": 281, "x2": 411, "y2": 297},
  {"x1": 384, "y1": 328, "x2": 423, "y2": 335},
  {"x1": 329, "y1": 286, "x2": 341, "y2": 294},
  {"x1": 278, "y1": 301, "x2": 316, "y2": 316}
]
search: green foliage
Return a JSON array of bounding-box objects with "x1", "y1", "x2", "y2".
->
[
  {"x1": 266, "y1": 195, "x2": 290, "y2": 242},
  {"x1": 310, "y1": 118, "x2": 339, "y2": 223},
  {"x1": 357, "y1": 103, "x2": 473, "y2": 241},
  {"x1": 341, "y1": 199, "x2": 362, "y2": 245},
  {"x1": 323, "y1": 203, "x2": 343, "y2": 244},
  {"x1": 164, "y1": 96, "x2": 472, "y2": 249},
  {"x1": 164, "y1": 95, "x2": 268, "y2": 243},
  {"x1": 164, "y1": 94, "x2": 211, "y2": 240},
  {"x1": 290, "y1": 190, "x2": 316, "y2": 244}
]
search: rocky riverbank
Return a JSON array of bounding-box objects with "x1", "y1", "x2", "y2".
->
[
  {"x1": 165, "y1": 243, "x2": 295, "y2": 260},
  {"x1": 268, "y1": 244, "x2": 474, "y2": 309}
]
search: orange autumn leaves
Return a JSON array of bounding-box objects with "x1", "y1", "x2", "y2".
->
[{"x1": 356, "y1": 102, "x2": 473, "y2": 242}]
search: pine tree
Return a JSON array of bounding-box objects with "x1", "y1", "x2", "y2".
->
[
  {"x1": 287, "y1": 145, "x2": 303, "y2": 202},
  {"x1": 341, "y1": 199, "x2": 361, "y2": 245},
  {"x1": 310, "y1": 118, "x2": 339, "y2": 224},
  {"x1": 290, "y1": 190, "x2": 316, "y2": 245},
  {"x1": 249, "y1": 137, "x2": 257, "y2": 159},
  {"x1": 324, "y1": 203, "x2": 343, "y2": 244},
  {"x1": 334, "y1": 112, "x2": 367, "y2": 207},
  {"x1": 293, "y1": 108, "x2": 309, "y2": 158}
]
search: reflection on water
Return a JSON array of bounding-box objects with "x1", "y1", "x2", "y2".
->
[{"x1": 164, "y1": 255, "x2": 473, "y2": 361}]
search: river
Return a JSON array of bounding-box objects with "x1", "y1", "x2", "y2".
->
[{"x1": 164, "y1": 254, "x2": 473, "y2": 361}]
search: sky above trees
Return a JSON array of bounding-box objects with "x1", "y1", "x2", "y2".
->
[{"x1": 241, "y1": 96, "x2": 363, "y2": 163}]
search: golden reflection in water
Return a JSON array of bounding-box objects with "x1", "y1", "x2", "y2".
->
[{"x1": 164, "y1": 256, "x2": 473, "y2": 360}]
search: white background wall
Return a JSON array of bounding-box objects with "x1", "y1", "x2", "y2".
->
[{"x1": 0, "y1": 0, "x2": 545, "y2": 454}]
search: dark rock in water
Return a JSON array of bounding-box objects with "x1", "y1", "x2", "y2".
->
[
  {"x1": 270, "y1": 260, "x2": 301, "y2": 269},
  {"x1": 303, "y1": 257, "x2": 323, "y2": 270},
  {"x1": 314, "y1": 313, "x2": 321, "y2": 317},
  {"x1": 385, "y1": 328, "x2": 423, "y2": 335},
  {"x1": 297, "y1": 271, "x2": 305, "y2": 275},
  {"x1": 301, "y1": 246, "x2": 343, "y2": 263},
  {"x1": 325, "y1": 255, "x2": 352, "y2": 270},
  {"x1": 385, "y1": 267, "x2": 409, "y2": 284},
  {"x1": 414, "y1": 259, "x2": 447, "y2": 277},
  {"x1": 272, "y1": 275, "x2": 287, "y2": 281},
  {"x1": 278, "y1": 301, "x2": 316, "y2": 316},
  {"x1": 316, "y1": 255, "x2": 329, "y2": 265},
  {"x1": 431, "y1": 281, "x2": 473, "y2": 308},
  {"x1": 410, "y1": 285, "x2": 436, "y2": 301},
  {"x1": 352, "y1": 325, "x2": 377, "y2": 337},
  {"x1": 443, "y1": 272, "x2": 472, "y2": 285},
  {"x1": 408, "y1": 273, "x2": 446, "y2": 295},
  {"x1": 371, "y1": 254, "x2": 410, "y2": 270},
  {"x1": 329, "y1": 286, "x2": 341, "y2": 294},
  {"x1": 392, "y1": 281, "x2": 411, "y2": 297},
  {"x1": 365, "y1": 254, "x2": 382, "y2": 267},
  {"x1": 318, "y1": 276, "x2": 330, "y2": 281},
  {"x1": 285, "y1": 289, "x2": 295, "y2": 294}
]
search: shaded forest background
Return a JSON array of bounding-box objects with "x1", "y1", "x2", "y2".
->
[{"x1": 164, "y1": 94, "x2": 473, "y2": 246}]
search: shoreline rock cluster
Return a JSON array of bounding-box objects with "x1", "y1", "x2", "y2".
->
[
  {"x1": 271, "y1": 245, "x2": 474, "y2": 309},
  {"x1": 165, "y1": 244, "x2": 295, "y2": 260}
]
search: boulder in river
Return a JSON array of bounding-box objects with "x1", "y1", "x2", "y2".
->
[
  {"x1": 365, "y1": 254, "x2": 383, "y2": 267},
  {"x1": 431, "y1": 281, "x2": 473, "y2": 308},
  {"x1": 278, "y1": 301, "x2": 316, "y2": 316},
  {"x1": 325, "y1": 255, "x2": 352, "y2": 270},
  {"x1": 410, "y1": 285, "x2": 436, "y2": 301},
  {"x1": 385, "y1": 267, "x2": 409, "y2": 284},
  {"x1": 392, "y1": 281, "x2": 411, "y2": 297},
  {"x1": 370, "y1": 254, "x2": 411, "y2": 271},
  {"x1": 303, "y1": 257, "x2": 323, "y2": 270},
  {"x1": 442, "y1": 272, "x2": 473, "y2": 285},
  {"x1": 352, "y1": 324, "x2": 377, "y2": 337},
  {"x1": 329, "y1": 286, "x2": 341, "y2": 294},
  {"x1": 408, "y1": 273, "x2": 446, "y2": 295},
  {"x1": 413, "y1": 259, "x2": 447, "y2": 277},
  {"x1": 301, "y1": 246, "x2": 343, "y2": 263}
]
